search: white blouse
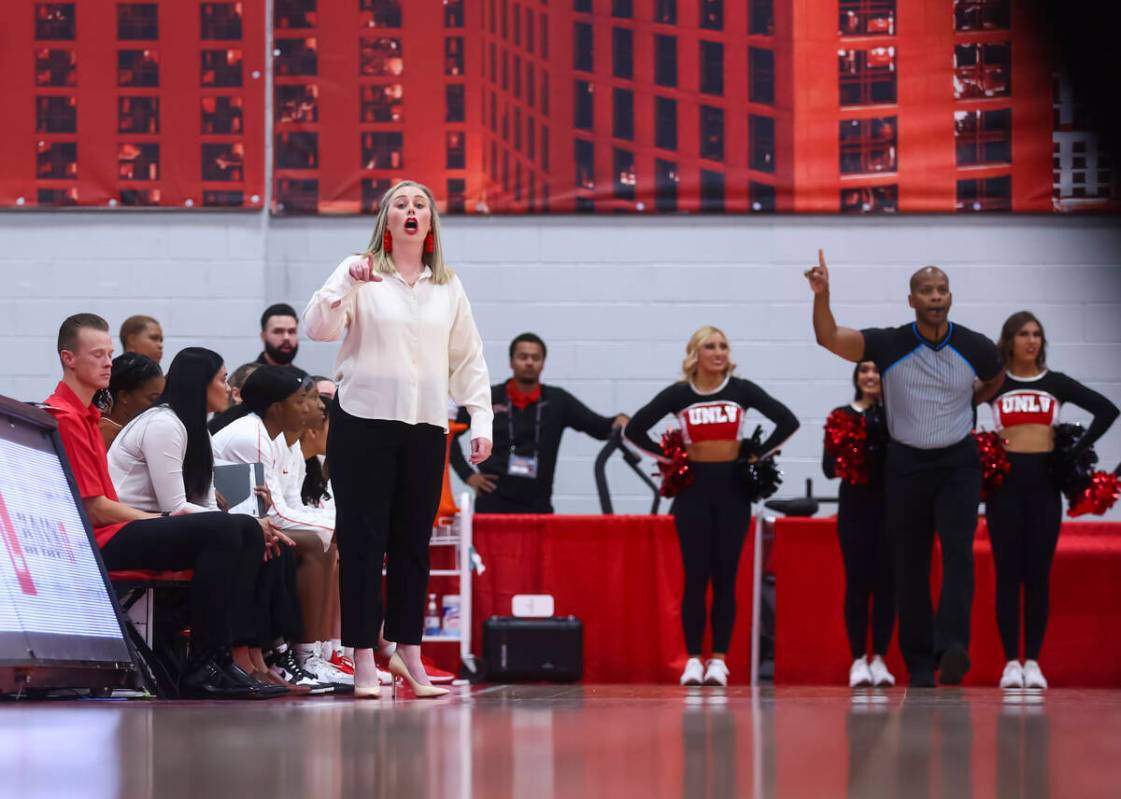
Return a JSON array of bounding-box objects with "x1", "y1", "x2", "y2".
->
[
  {"x1": 211, "y1": 413, "x2": 334, "y2": 549},
  {"x1": 302, "y1": 255, "x2": 493, "y2": 441},
  {"x1": 108, "y1": 407, "x2": 217, "y2": 515}
]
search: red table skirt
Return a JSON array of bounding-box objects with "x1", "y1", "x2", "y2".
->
[
  {"x1": 773, "y1": 518, "x2": 1121, "y2": 687},
  {"x1": 469, "y1": 514, "x2": 756, "y2": 685}
]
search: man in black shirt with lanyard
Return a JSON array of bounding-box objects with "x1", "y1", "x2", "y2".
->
[
  {"x1": 452, "y1": 333, "x2": 628, "y2": 514},
  {"x1": 808, "y1": 251, "x2": 1005, "y2": 687}
]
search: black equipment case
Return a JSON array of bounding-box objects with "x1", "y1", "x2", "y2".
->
[{"x1": 482, "y1": 616, "x2": 583, "y2": 683}]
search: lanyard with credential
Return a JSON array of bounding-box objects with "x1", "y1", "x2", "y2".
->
[{"x1": 505, "y1": 391, "x2": 543, "y2": 479}]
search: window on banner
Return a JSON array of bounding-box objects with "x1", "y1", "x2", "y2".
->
[
  {"x1": 954, "y1": 0, "x2": 1010, "y2": 32},
  {"x1": 361, "y1": 178, "x2": 393, "y2": 213},
  {"x1": 954, "y1": 109, "x2": 1011, "y2": 166},
  {"x1": 360, "y1": 38, "x2": 403, "y2": 77},
  {"x1": 613, "y1": 0, "x2": 633, "y2": 17},
  {"x1": 200, "y1": 49, "x2": 242, "y2": 87},
  {"x1": 749, "y1": 114, "x2": 775, "y2": 173},
  {"x1": 656, "y1": 0, "x2": 677, "y2": 25},
  {"x1": 446, "y1": 84, "x2": 465, "y2": 123},
  {"x1": 838, "y1": 47, "x2": 896, "y2": 106},
  {"x1": 700, "y1": 41, "x2": 723, "y2": 96},
  {"x1": 614, "y1": 148, "x2": 636, "y2": 200},
  {"x1": 574, "y1": 23, "x2": 593, "y2": 72},
  {"x1": 119, "y1": 143, "x2": 160, "y2": 181},
  {"x1": 655, "y1": 158, "x2": 678, "y2": 211},
  {"x1": 203, "y1": 190, "x2": 243, "y2": 208},
  {"x1": 120, "y1": 96, "x2": 160, "y2": 134},
  {"x1": 275, "y1": 0, "x2": 316, "y2": 30},
  {"x1": 749, "y1": 181, "x2": 775, "y2": 212},
  {"x1": 574, "y1": 81, "x2": 594, "y2": 130},
  {"x1": 36, "y1": 3, "x2": 76, "y2": 40},
  {"x1": 445, "y1": 0, "x2": 464, "y2": 27},
  {"x1": 203, "y1": 142, "x2": 245, "y2": 180},
  {"x1": 445, "y1": 37, "x2": 464, "y2": 77},
  {"x1": 575, "y1": 139, "x2": 595, "y2": 190},
  {"x1": 446, "y1": 132, "x2": 466, "y2": 169},
  {"x1": 956, "y1": 175, "x2": 1011, "y2": 211},
  {"x1": 447, "y1": 178, "x2": 466, "y2": 213},
  {"x1": 700, "y1": 0, "x2": 723, "y2": 30},
  {"x1": 841, "y1": 185, "x2": 898, "y2": 213},
  {"x1": 749, "y1": 0, "x2": 773, "y2": 35},
  {"x1": 39, "y1": 187, "x2": 79, "y2": 206},
  {"x1": 656, "y1": 97, "x2": 677, "y2": 149},
  {"x1": 37, "y1": 142, "x2": 77, "y2": 179},
  {"x1": 839, "y1": 0, "x2": 894, "y2": 36},
  {"x1": 360, "y1": 0, "x2": 402, "y2": 28},
  {"x1": 701, "y1": 170, "x2": 725, "y2": 212},
  {"x1": 119, "y1": 50, "x2": 160, "y2": 87},
  {"x1": 276, "y1": 85, "x2": 317, "y2": 125},
  {"x1": 749, "y1": 48, "x2": 774, "y2": 104},
  {"x1": 36, "y1": 49, "x2": 77, "y2": 86},
  {"x1": 613, "y1": 27, "x2": 633, "y2": 79},
  {"x1": 118, "y1": 4, "x2": 158, "y2": 40},
  {"x1": 201, "y1": 3, "x2": 243, "y2": 40},
  {"x1": 614, "y1": 88, "x2": 634, "y2": 141},
  {"x1": 655, "y1": 35, "x2": 677, "y2": 88},
  {"x1": 36, "y1": 96, "x2": 77, "y2": 134},
  {"x1": 839, "y1": 116, "x2": 897, "y2": 175},
  {"x1": 276, "y1": 132, "x2": 319, "y2": 170},
  {"x1": 275, "y1": 38, "x2": 317, "y2": 77},
  {"x1": 360, "y1": 84, "x2": 403, "y2": 122},
  {"x1": 276, "y1": 178, "x2": 318, "y2": 214},
  {"x1": 700, "y1": 105, "x2": 724, "y2": 161},
  {"x1": 954, "y1": 42, "x2": 1010, "y2": 99},
  {"x1": 362, "y1": 132, "x2": 404, "y2": 170}
]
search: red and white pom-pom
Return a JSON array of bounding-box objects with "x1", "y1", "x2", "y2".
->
[
  {"x1": 657, "y1": 428, "x2": 693, "y2": 498},
  {"x1": 972, "y1": 430, "x2": 1012, "y2": 500},
  {"x1": 1067, "y1": 470, "x2": 1121, "y2": 518},
  {"x1": 824, "y1": 409, "x2": 870, "y2": 485}
]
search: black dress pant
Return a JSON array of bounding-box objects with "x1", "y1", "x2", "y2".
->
[
  {"x1": 671, "y1": 462, "x2": 753, "y2": 655},
  {"x1": 985, "y1": 453, "x2": 1062, "y2": 662},
  {"x1": 328, "y1": 403, "x2": 446, "y2": 648},
  {"x1": 252, "y1": 545, "x2": 303, "y2": 648},
  {"x1": 837, "y1": 483, "x2": 895, "y2": 659},
  {"x1": 100, "y1": 512, "x2": 263, "y2": 650},
  {"x1": 885, "y1": 437, "x2": 980, "y2": 677}
]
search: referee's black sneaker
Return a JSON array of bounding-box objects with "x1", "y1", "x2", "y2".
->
[{"x1": 937, "y1": 646, "x2": 971, "y2": 686}]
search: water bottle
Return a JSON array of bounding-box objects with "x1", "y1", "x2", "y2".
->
[{"x1": 424, "y1": 593, "x2": 442, "y2": 637}]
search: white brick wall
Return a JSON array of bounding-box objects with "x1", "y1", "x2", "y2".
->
[{"x1": 3, "y1": 211, "x2": 1120, "y2": 517}]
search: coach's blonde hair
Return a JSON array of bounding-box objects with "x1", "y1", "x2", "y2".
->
[
  {"x1": 360, "y1": 180, "x2": 452, "y2": 285},
  {"x1": 681, "y1": 325, "x2": 736, "y2": 382}
]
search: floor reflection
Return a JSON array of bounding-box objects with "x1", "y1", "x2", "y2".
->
[{"x1": 0, "y1": 686, "x2": 1114, "y2": 799}]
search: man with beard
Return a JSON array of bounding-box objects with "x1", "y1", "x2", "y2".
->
[
  {"x1": 451, "y1": 332, "x2": 628, "y2": 514},
  {"x1": 807, "y1": 252, "x2": 1004, "y2": 687},
  {"x1": 257, "y1": 303, "x2": 301, "y2": 368}
]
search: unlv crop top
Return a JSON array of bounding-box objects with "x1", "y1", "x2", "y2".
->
[
  {"x1": 624, "y1": 376, "x2": 800, "y2": 461},
  {"x1": 989, "y1": 370, "x2": 1118, "y2": 449}
]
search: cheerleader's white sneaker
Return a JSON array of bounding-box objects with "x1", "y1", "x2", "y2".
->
[
  {"x1": 868, "y1": 655, "x2": 895, "y2": 687},
  {"x1": 680, "y1": 657, "x2": 704, "y2": 686},
  {"x1": 703, "y1": 659, "x2": 729, "y2": 686},
  {"x1": 1023, "y1": 660, "x2": 1048, "y2": 689},
  {"x1": 1000, "y1": 660, "x2": 1025, "y2": 689},
  {"x1": 849, "y1": 657, "x2": 873, "y2": 688}
]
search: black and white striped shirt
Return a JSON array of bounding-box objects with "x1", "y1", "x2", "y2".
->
[{"x1": 860, "y1": 322, "x2": 1001, "y2": 450}]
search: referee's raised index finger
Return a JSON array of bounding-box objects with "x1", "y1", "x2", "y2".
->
[{"x1": 818, "y1": 249, "x2": 826, "y2": 268}]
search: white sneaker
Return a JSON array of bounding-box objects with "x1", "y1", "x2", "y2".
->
[
  {"x1": 703, "y1": 659, "x2": 729, "y2": 686},
  {"x1": 1023, "y1": 660, "x2": 1048, "y2": 689},
  {"x1": 868, "y1": 655, "x2": 895, "y2": 687},
  {"x1": 849, "y1": 657, "x2": 873, "y2": 688},
  {"x1": 304, "y1": 654, "x2": 355, "y2": 686},
  {"x1": 1000, "y1": 660, "x2": 1025, "y2": 689},
  {"x1": 680, "y1": 657, "x2": 704, "y2": 686}
]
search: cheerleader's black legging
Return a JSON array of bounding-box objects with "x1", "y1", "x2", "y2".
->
[
  {"x1": 671, "y1": 462, "x2": 753, "y2": 655},
  {"x1": 985, "y1": 452, "x2": 1062, "y2": 662},
  {"x1": 837, "y1": 482, "x2": 895, "y2": 659}
]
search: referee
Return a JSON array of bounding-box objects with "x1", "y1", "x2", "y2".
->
[{"x1": 807, "y1": 251, "x2": 1004, "y2": 687}]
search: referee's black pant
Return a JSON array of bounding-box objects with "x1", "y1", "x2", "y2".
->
[{"x1": 885, "y1": 436, "x2": 980, "y2": 679}]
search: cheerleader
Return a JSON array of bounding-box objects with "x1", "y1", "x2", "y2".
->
[
  {"x1": 988, "y1": 311, "x2": 1119, "y2": 689},
  {"x1": 625, "y1": 326, "x2": 799, "y2": 686},
  {"x1": 823, "y1": 362, "x2": 895, "y2": 687}
]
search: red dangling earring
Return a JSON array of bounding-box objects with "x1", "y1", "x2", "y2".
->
[
  {"x1": 424, "y1": 231, "x2": 434, "y2": 254},
  {"x1": 382, "y1": 228, "x2": 393, "y2": 253}
]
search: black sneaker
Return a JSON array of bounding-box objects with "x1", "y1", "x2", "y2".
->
[
  {"x1": 938, "y1": 646, "x2": 970, "y2": 686},
  {"x1": 267, "y1": 646, "x2": 335, "y2": 695},
  {"x1": 180, "y1": 656, "x2": 258, "y2": 700}
]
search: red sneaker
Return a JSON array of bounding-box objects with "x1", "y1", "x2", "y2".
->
[
  {"x1": 421, "y1": 655, "x2": 455, "y2": 684},
  {"x1": 328, "y1": 651, "x2": 355, "y2": 676}
]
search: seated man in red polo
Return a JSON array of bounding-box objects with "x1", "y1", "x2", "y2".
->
[{"x1": 44, "y1": 313, "x2": 272, "y2": 699}]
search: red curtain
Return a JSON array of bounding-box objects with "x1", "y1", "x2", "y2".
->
[
  {"x1": 773, "y1": 518, "x2": 1121, "y2": 687},
  {"x1": 469, "y1": 514, "x2": 755, "y2": 684}
]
